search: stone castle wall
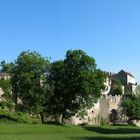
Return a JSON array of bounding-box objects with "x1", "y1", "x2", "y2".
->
[
  {"x1": 99, "y1": 95, "x2": 122, "y2": 122},
  {"x1": 63, "y1": 95, "x2": 123, "y2": 125}
]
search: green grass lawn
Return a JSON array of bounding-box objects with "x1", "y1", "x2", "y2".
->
[{"x1": 0, "y1": 124, "x2": 140, "y2": 140}]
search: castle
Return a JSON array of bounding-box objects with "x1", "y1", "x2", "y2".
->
[
  {"x1": 63, "y1": 70, "x2": 138, "y2": 125},
  {"x1": 0, "y1": 70, "x2": 138, "y2": 125}
]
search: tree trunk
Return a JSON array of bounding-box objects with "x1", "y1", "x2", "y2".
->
[
  {"x1": 40, "y1": 113, "x2": 45, "y2": 124},
  {"x1": 62, "y1": 113, "x2": 65, "y2": 124}
]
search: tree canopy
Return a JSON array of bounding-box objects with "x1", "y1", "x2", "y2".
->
[
  {"x1": 49, "y1": 50, "x2": 106, "y2": 123},
  {"x1": 0, "y1": 49, "x2": 107, "y2": 124},
  {"x1": 11, "y1": 51, "x2": 51, "y2": 123},
  {"x1": 122, "y1": 95, "x2": 140, "y2": 121}
]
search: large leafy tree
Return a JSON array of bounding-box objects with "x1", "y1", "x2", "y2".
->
[
  {"x1": 12, "y1": 51, "x2": 51, "y2": 123},
  {"x1": 48, "y1": 60, "x2": 65, "y2": 121},
  {"x1": 49, "y1": 50, "x2": 106, "y2": 123}
]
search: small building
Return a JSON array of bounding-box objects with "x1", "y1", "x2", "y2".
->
[{"x1": 112, "y1": 70, "x2": 137, "y2": 94}]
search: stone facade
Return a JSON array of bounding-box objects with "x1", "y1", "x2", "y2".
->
[
  {"x1": 63, "y1": 101, "x2": 101, "y2": 125},
  {"x1": 112, "y1": 70, "x2": 137, "y2": 94},
  {"x1": 63, "y1": 95, "x2": 123, "y2": 125},
  {"x1": 100, "y1": 95, "x2": 122, "y2": 123}
]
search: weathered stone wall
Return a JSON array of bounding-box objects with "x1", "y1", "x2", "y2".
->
[
  {"x1": 63, "y1": 101, "x2": 101, "y2": 125},
  {"x1": 64, "y1": 95, "x2": 123, "y2": 125},
  {"x1": 100, "y1": 95, "x2": 122, "y2": 123},
  {"x1": 132, "y1": 120, "x2": 140, "y2": 127}
]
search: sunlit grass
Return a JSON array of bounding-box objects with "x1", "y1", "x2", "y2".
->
[{"x1": 0, "y1": 124, "x2": 140, "y2": 140}]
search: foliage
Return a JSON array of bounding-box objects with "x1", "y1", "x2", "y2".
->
[
  {"x1": 134, "y1": 85, "x2": 140, "y2": 96},
  {"x1": 0, "y1": 79, "x2": 12, "y2": 101},
  {"x1": 0, "y1": 109, "x2": 39, "y2": 124},
  {"x1": 0, "y1": 50, "x2": 107, "y2": 124},
  {"x1": 49, "y1": 50, "x2": 106, "y2": 123},
  {"x1": 110, "y1": 79, "x2": 123, "y2": 96},
  {"x1": 11, "y1": 51, "x2": 52, "y2": 123},
  {"x1": 0, "y1": 61, "x2": 14, "y2": 73},
  {"x1": 122, "y1": 95, "x2": 140, "y2": 120},
  {"x1": 0, "y1": 100, "x2": 14, "y2": 110},
  {"x1": 48, "y1": 60, "x2": 65, "y2": 121},
  {"x1": 109, "y1": 109, "x2": 118, "y2": 125}
]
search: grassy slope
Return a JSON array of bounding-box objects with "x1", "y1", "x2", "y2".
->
[{"x1": 0, "y1": 124, "x2": 140, "y2": 140}]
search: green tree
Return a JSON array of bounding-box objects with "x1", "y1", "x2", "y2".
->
[
  {"x1": 48, "y1": 60, "x2": 65, "y2": 122},
  {"x1": 0, "y1": 62, "x2": 14, "y2": 110},
  {"x1": 49, "y1": 50, "x2": 106, "y2": 123},
  {"x1": 0, "y1": 79, "x2": 12, "y2": 101},
  {"x1": 110, "y1": 79, "x2": 123, "y2": 96},
  {"x1": 122, "y1": 95, "x2": 140, "y2": 121},
  {"x1": 12, "y1": 51, "x2": 51, "y2": 123},
  {"x1": 0, "y1": 79, "x2": 14, "y2": 110}
]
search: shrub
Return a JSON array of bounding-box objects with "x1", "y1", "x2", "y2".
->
[{"x1": 0, "y1": 109, "x2": 40, "y2": 124}]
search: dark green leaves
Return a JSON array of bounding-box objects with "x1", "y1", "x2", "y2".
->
[{"x1": 49, "y1": 50, "x2": 106, "y2": 121}]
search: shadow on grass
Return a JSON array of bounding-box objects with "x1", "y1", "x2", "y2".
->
[
  {"x1": 71, "y1": 136, "x2": 140, "y2": 140},
  {"x1": 83, "y1": 126, "x2": 140, "y2": 134},
  {"x1": 44, "y1": 121, "x2": 62, "y2": 125},
  {"x1": 70, "y1": 126, "x2": 140, "y2": 140}
]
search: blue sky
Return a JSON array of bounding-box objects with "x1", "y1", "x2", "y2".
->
[{"x1": 0, "y1": 0, "x2": 140, "y2": 82}]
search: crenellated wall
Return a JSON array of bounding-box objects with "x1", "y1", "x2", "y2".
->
[
  {"x1": 100, "y1": 95, "x2": 122, "y2": 122},
  {"x1": 63, "y1": 95, "x2": 123, "y2": 125}
]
